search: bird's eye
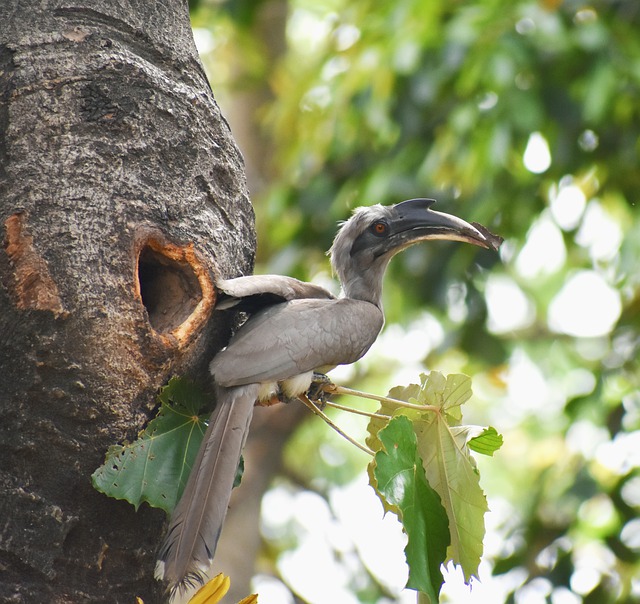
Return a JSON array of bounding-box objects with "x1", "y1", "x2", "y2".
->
[{"x1": 371, "y1": 221, "x2": 388, "y2": 236}]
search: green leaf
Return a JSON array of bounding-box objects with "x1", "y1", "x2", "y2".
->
[
  {"x1": 366, "y1": 381, "x2": 422, "y2": 515},
  {"x1": 233, "y1": 455, "x2": 245, "y2": 489},
  {"x1": 450, "y1": 425, "x2": 504, "y2": 457},
  {"x1": 156, "y1": 376, "x2": 207, "y2": 415},
  {"x1": 422, "y1": 372, "x2": 472, "y2": 424},
  {"x1": 365, "y1": 381, "x2": 422, "y2": 453},
  {"x1": 373, "y1": 415, "x2": 450, "y2": 603},
  {"x1": 414, "y1": 414, "x2": 487, "y2": 582},
  {"x1": 366, "y1": 372, "x2": 493, "y2": 584},
  {"x1": 467, "y1": 427, "x2": 504, "y2": 457},
  {"x1": 409, "y1": 374, "x2": 488, "y2": 583},
  {"x1": 91, "y1": 378, "x2": 209, "y2": 514}
]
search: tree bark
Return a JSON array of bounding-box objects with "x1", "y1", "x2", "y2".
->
[{"x1": 0, "y1": 1, "x2": 253, "y2": 602}]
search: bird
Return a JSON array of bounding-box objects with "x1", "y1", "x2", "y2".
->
[{"x1": 155, "y1": 197, "x2": 501, "y2": 594}]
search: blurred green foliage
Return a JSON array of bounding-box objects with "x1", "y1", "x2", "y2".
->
[{"x1": 191, "y1": 0, "x2": 639, "y2": 602}]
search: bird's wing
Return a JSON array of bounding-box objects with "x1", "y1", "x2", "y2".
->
[
  {"x1": 210, "y1": 297, "x2": 384, "y2": 387},
  {"x1": 216, "y1": 275, "x2": 336, "y2": 312}
]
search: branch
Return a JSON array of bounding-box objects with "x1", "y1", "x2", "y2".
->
[
  {"x1": 297, "y1": 394, "x2": 374, "y2": 456},
  {"x1": 322, "y1": 399, "x2": 392, "y2": 420},
  {"x1": 321, "y1": 383, "x2": 439, "y2": 413}
]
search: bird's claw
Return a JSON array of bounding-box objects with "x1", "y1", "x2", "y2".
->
[{"x1": 307, "y1": 373, "x2": 334, "y2": 408}]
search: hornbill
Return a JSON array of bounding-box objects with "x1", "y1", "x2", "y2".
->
[{"x1": 156, "y1": 198, "x2": 501, "y2": 593}]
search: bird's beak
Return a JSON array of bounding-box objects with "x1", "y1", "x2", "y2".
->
[{"x1": 388, "y1": 198, "x2": 502, "y2": 253}]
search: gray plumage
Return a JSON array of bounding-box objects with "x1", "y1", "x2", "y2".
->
[
  {"x1": 156, "y1": 198, "x2": 500, "y2": 595},
  {"x1": 215, "y1": 274, "x2": 335, "y2": 311},
  {"x1": 156, "y1": 383, "x2": 257, "y2": 590},
  {"x1": 212, "y1": 298, "x2": 383, "y2": 387}
]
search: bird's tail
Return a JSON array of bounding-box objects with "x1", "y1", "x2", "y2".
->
[{"x1": 155, "y1": 383, "x2": 257, "y2": 595}]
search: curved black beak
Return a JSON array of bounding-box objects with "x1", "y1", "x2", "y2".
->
[{"x1": 387, "y1": 198, "x2": 502, "y2": 253}]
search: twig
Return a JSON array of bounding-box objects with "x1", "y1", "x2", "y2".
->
[
  {"x1": 322, "y1": 383, "x2": 439, "y2": 412},
  {"x1": 297, "y1": 393, "x2": 374, "y2": 456},
  {"x1": 321, "y1": 399, "x2": 391, "y2": 420}
]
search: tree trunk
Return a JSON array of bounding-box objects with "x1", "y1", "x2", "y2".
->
[{"x1": 0, "y1": 1, "x2": 253, "y2": 602}]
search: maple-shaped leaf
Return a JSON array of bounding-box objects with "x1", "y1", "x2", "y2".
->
[
  {"x1": 92, "y1": 377, "x2": 209, "y2": 514},
  {"x1": 373, "y1": 415, "x2": 450, "y2": 603},
  {"x1": 366, "y1": 372, "x2": 498, "y2": 584},
  {"x1": 410, "y1": 373, "x2": 488, "y2": 582}
]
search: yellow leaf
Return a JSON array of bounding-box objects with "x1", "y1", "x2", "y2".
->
[{"x1": 237, "y1": 595, "x2": 259, "y2": 604}]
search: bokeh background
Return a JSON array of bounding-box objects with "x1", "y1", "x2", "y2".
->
[{"x1": 189, "y1": 1, "x2": 639, "y2": 602}]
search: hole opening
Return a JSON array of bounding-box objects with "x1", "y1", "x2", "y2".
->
[{"x1": 138, "y1": 245, "x2": 202, "y2": 334}]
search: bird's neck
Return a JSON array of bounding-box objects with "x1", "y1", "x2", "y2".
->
[{"x1": 339, "y1": 271, "x2": 385, "y2": 308}]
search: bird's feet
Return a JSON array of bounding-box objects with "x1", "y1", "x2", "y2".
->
[{"x1": 306, "y1": 373, "x2": 334, "y2": 408}]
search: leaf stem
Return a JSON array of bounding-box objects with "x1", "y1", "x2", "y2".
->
[
  {"x1": 323, "y1": 384, "x2": 439, "y2": 413},
  {"x1": 297, "y1": 394, "x2": 374, "y2": 456},
  {"x1": 322, "y1": 399, "x2": 392, "y2": 420}
]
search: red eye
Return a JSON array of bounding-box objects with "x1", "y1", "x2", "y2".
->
[{"x1": 372, "y1": 221, "x2": 388, "y2": 236}]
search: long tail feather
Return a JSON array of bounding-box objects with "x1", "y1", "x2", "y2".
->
[{"x1": 155, "y1": 384, "x2": 257, "y2": 594}]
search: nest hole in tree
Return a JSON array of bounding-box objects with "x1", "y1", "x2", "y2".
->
[{"x1": 137, "y1": 245, "x2": 203, "y2": 333}]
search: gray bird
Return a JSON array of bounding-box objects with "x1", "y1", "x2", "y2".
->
[{"x1": 155, "y1": 198, "x2": 501, "y2": 594}]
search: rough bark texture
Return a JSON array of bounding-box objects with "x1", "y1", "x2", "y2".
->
[{"x1": 0, "y1": 1, "x2": 254, "y2": 602}]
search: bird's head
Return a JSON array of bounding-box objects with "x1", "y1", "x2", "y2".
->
[{"x1": 329, "y1": 198, "x2": 502, "y2": 305}]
